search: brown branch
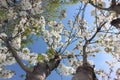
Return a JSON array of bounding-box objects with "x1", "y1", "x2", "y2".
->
[
  {"x1": 48, "y1": 55, "x2": 61, "y2": 70},
  {"x1": 89, "y1": 22, "x2": 107, "y2": 42},
  {"x1": 6, "y1": 39, "x2": 33, "y2": 73},
  {"x1": 89, "y1": 0, "x2": 110, "y2": 11},
  {"x1": 82, "y1": 22, "x2": 107, "y2": 66},
  {"x1": 82, "y1": 44, "x2": 88, "y2": 66},
  {"x1": 89, "y1": 0, "x2": 120, "y2": 14},
  {"x1": 111, "y1": 0, "x2": 116, "y2": 6}
]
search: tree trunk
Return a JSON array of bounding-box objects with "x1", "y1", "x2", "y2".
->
[
  {"x1": 72, "y1": 65, "x2": 97, "y2": 80},
  {"x1": 25, "y1": 55, "x2": 60, "y2": 80},
  {"x1": 26, "y1": 63, "x2": 49, "y2": 80}
]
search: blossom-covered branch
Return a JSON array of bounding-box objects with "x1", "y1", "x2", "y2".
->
[{"x1": 6, "y1": 38, "x2": 33, "y2": 73}]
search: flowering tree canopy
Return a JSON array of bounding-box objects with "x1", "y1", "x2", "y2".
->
[{"x1": 0, "y1": 0, "x2": 120, "y2": 80}]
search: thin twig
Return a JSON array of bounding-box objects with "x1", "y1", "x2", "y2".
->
[{"x1": 102, "y1": 25, "x2": 112, "y2": 39}]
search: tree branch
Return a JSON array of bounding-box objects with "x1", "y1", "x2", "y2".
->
[
  {"x1": 88, "y1": 22, "x2": 107, "y2": 42},
  {"x1": 82, "y1": 22, "x2": 106, "y2": 66},
  {"x1": 6, "y1": 39, "x2": 33, "y2": 73},
  {"x1": 89, "y1": 0, "x2": 120, "y2": 14},
  {"x1": 89, "y1": 0, "x2": 110, "y2": 11}
]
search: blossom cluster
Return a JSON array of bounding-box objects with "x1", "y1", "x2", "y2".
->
[
  {"x1": 57, "y1": 64, "x2": 76, "y2": 76},
  {"x1": 0, "y1": 67, "x2": 14, "y2": 79},
  {"x1": 43, "y1": 21, "x2": 63, "y2": 49}
]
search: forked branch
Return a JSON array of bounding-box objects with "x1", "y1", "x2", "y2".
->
[{"x1": 82, "y1": 22, "x2": 106, "y2": 66}]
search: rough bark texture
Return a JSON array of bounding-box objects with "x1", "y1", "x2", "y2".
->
[
  {"x1": 111, "y1": 18, "x2": 120, "y2": 29},
  {"x1": 25, "y1": 55, "x2": 60, "y2": 80},
  {"x1": 72, "y1": 65, "x2": 97, "y2": 80},
  {"x1": 26, "y1": 63, "x2": 49, "y2": 80}
]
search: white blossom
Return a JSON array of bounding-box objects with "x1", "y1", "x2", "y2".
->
[
  {"x1": 7, "y1": 8, "x2": 17, "y2": 19},
  {"x1": 20, "y1": 0, "x2": 32, "y2": 10},
  {"x1": 57, "y1": 64, "x2": 76, "y2": 76},
  {"x1": 0, "y1": 33, "x2": 7, "y2": 39},
  {"x1": 0, "y1": 0, "x2": 8, "y2": 8},
  {"x1": 39, "y1": 16, "x2": 46, "y2": 29},
  {"x1": 11, "y1": 35, "x2": 21, "y2": 50},
  {"x1": 29, "y1": 53, "x2": 38, "y2": 65},
  {"x1": 31, "y1": 5, "x2": 43, "y2": 15},
  {"x1": 0, "y1": 53, "x2": 6, "y2": 63},
  {"x1": 19, "y1": 11, "x2": 27, "y2": 17},
  {"x1": 68, "y1": 58, "x2": 78, "y2": 69},
  {"x1": 3, "y1": 56, "x2": 16, "y2": 66},
  {"x1": 30, "y1": 0, "x2": 43, "y2": 15},
  {"x1": 0, "y1": 68, "x2": 14, "y2": 79},
  {"x1": 22, "y1": 47, "x2": 30, "y2": 54},
  {"x1": 20, "y1": 17, "x2": 27, "y2": 26},
  {"x1": 18, "y1": 51, "x2": 30, "y2": 60},
  {"x1": 41, "y1": 53, "x2": 49, "y2": 61}
]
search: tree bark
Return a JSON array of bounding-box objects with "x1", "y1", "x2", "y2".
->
[
  {"x1": 26, "y1": 63, "x2": 49, "y2": 80},
  {"x1": 25, "y1": 55, "x2": 60, "y2": 80},
  {"x1": 72, "y1": 65, "x2": 97, "y2": 80}
]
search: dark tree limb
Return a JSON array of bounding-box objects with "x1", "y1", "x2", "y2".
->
[
  {"x1": 48, "y1": 55, "x2": 61, "y2": 71},
  {"x1": 111, "y1": 0, "x2": 116, "y2": 6},
  {"x1": 89, "y1": 0, "x2": 120, "y2": 14},
  {"x1": 111, "y1": 18, "x2": 120, "y2": 28},
  {"x1": 89, "y1": 0, "x2": 110, "y2": 11}
]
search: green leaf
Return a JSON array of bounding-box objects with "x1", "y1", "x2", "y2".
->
[
  {"x1": 98, "y1": 3, "x2": 102, "y2": 7},
  {"x1": 37, "y1": 54, "x2": 46, "y2": 62},
  {"x1": 46, "y1": 48, "x2": 56, "y2": 59},
  {"x1": 29, "y1": 60, "x2": 33, "y2": 66}
]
